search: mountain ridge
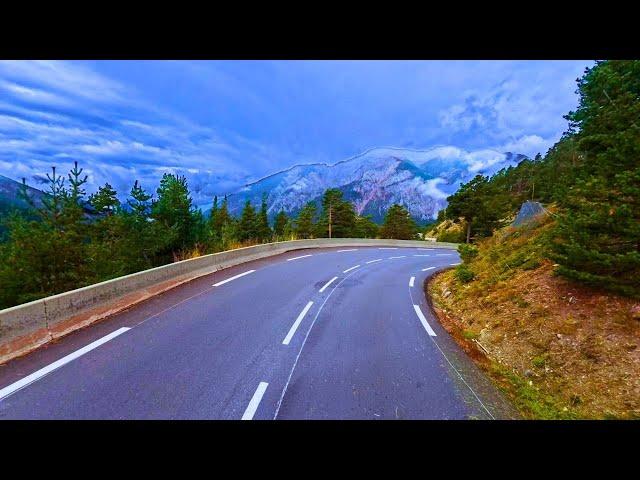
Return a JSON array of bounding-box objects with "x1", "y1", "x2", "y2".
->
[{"x1": 224, "y1": 146, "x2": 528, "y2": 223}]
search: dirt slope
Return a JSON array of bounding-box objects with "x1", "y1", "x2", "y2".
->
[{"x1": 428, "y1": 217, "x2": 640, "y2": 419}]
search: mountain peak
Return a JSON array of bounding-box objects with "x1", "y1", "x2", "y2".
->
[{"x1": 226, "y1": 146, "x2": 525, "y2": 223}]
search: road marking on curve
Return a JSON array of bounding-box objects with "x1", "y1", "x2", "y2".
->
[
  {"x1": 379, "y1": 247, "x2": 398, "y2": 250},
  {"x1": 413, "y1": 254, "x2": 430, "y2": 257},
  {"x1": 213, "y1": 270, "x2": 255, "y2": 287},
  {"x1": 422, "y1": 266, "x2": 436, "y2": 271},
  {"x1": 337, "y1": 249, "x2": 358, "y2": 252},
  {"x1": 319, "y1": 276, "x2": 338, "y2": 293},
  {"x1": 366, "y1": 259, "x2": 382, "y2": 264},
  {"x1": 283, "y1": 301, "x2": 314, "y2": 345},
  {"x1": 435, "y1": 254, "x2": 453, "y2": 256},
  {"x1": 419, "y1": 248, "x2": 435, "y2": 250},
  {"x1": 241, "y1": 381, "x2": 269, "y2": 420},
  {"x1": 343, "y1": 265, "x2": 360, "y2": 273},
  {"x1": 413, "y1": 305, "x2": 437, "y2": 336},
  {"x1": 287, "y1": 254, "x2": 313, "y2": 261},
  {"x1": 0, "y1": 327, "x2": 131, "y2": 402},
  {"x1": 450, "y1": 262, "x2": 461, "y2": 266},
  {"x1": 274, "y1": 270, "x2": 360, "y2": 419},
  {"x1": 389, "y1": 255, "x2": 406, "y2": 259},
  {"x1": 409, "y1": 276, "x2": 415, "y2": 287},
  {"x1": 407, "y1": 281, "x2": 494, "y2": 419}
]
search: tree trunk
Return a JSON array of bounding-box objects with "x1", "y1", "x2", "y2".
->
[{"x1": 466, "y1": 220, "x2": 471, "y2": 244}]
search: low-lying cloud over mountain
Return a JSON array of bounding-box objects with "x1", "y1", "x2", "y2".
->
[{"x1": 225, "y1": 147, "x2": 527, "y2": 222}]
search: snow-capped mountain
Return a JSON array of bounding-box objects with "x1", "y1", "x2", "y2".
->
[{"x1": 225, "y1": 147, "x2": 528, "y2": 223}]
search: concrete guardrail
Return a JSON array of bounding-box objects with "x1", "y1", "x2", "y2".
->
[{"x1": 0, "y1": 238, "x2": 458, "y2": 364}]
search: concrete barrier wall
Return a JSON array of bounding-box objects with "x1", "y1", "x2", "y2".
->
[{"x1": 0, "y1": 238, "x2": 457, "y2": 364}]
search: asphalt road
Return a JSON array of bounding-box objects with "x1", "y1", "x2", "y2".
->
[{"x1": 0, "y1": 246, "x2": 517, "y2": 419}]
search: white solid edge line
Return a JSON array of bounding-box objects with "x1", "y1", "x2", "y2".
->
[
  {"x1": 343, "y1": 265, "x2": 360, "y2": 273},
  {"x1": 319, "y1": 276, "x2": 338, "y2": 293},
  {"x1": 287, "y1": 254, "x2": 313, "y2": 261},
  {"x1": 283, "y1": 301, "x2": 314, "y2": 345},
  {"x1": 435, "y1": 254, "x2": 453, "y2": 256},
  {"x1": 413, "y1": 254, "x2": 430, "y2": 257},
  {"x1": 389, "y1": 256, "x2": 406, "y2": 259},
  {"x1": 213, "y1": 269, "x2": 256, "y2": 287},
  {"x1": 413, "y1": 305, "x2": 437, "y2": 336},
  {"x1": 378, "y1": 247, "x2": 398, "y2": 250},
  {"x1": 0, "y1": 327, "x2": 131, "y2": 401},
  {"x1": 366, "y1": 259, "x2": 382, "y2": 264},
  {"x1": 409, "y1": 276, "x2": 415, "y2": 287},
  {"x1": 422, "y1": 266, "x2": 436, "y2": 271},
  {"x1": 450, "y1": 262, "x2": 461, "y2": 266},
  {"x1": 337, "y1": 249, "x2": 358, "y2": 252},
  {"x1": 241, "y1": 381, "x2": 269, "y2": 420}
]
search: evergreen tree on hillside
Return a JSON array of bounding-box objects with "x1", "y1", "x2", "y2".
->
[
  {"x1": 380, "y1": 204, "x2": 417, "y2": 240},
  {"x1": 128, "y1": 180, "x2": 152, "y2": 217},
  {"x1": 317, "y1": 188, "x2": 356, "y2": 238},
  {"x1": 0, "y1": 163, "x2": 91, "y2": 307},
  {"x1": 446, "y1": 175, "x2": 509, "y2": 243},
  {"x1": 216, "y1": 195, "x2": 233, "y2": 230},
  {"x1": 237, "y1": 199, "x2": 257, "y2": 242},
  {"x1": 295, "y1": 201, "x2": 317, "y2": 239},
  {"x1": 89, "y1": 182, "x2": 120, "y2": 215},
  {"x1": 273, "y1": 210, "x2": 289, "y2": 237},
  {"x1": 255, "y1": 193, "x2": 271, "y2": 242},
  {"x1": 217, "y1": 195, "x2": 236, "y2": 249},
  {"x1": 207, "y1": 195, "x2": 221, "y2": 247},
  {"x1": 354, "y1": 214, "x2": 379, "y2": 238},
  {"x1": 550, "y1": 60, "x2": 640, "y2": 297},
  {"x1": 152, "y1": 173, "x2": 198, "y2": 256}
]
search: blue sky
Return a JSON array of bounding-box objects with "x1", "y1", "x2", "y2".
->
[{"x1": 0, "y1": 60, "x2": 591, "y2": 206}]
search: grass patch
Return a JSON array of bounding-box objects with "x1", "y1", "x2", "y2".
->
[
  {"x1": 462, "y1": 329, "x2": 478, "y2": 340},
  {"x1": 489, "y1": 363, "x2": 577, "y2": 420}
]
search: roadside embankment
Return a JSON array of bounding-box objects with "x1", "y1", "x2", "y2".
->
[{"x1": 427, "y1": 219, "x2": 640, "y2": 419}]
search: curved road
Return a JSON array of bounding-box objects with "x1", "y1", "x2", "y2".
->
[{"x1": 0, "y1": 246, "x2": 517, "y2": 419}]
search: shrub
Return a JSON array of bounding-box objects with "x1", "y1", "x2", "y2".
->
[
  {"x1": 454, "y1": 264, "x2": 475, "y2": 283},
  {"x1": 458, "y1": 243, "x2": 479, "y2": 263},
  {"x1": 437, "y1": 229, "x2": 466, "y2": 243}
]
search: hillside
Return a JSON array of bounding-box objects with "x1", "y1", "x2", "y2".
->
[
  {"x1": 0, "y1": 174, "x2": 47, "y2": 213},
  {"x1": 224, "y1": 147, "x2": 526, "y2": 223},
  {"x1": 428, "y1": 215, "x2": 640, "y2": 419}
]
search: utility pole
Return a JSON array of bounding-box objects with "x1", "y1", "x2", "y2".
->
[{"x1": 328, "y1": 201, "x2": 332, "y2": 239}]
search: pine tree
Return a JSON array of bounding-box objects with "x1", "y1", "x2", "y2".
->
[
  {"x1": 0, "y1": 163, "x2": 91, "y2": 306},
  {"x1": 89, "y1": 182, "x2": 120, "y2": 215},
  {"x1": 273, "y1": 210, "x2": 289, "y2": 237},
  {"x1": 237, "y1": 199, "x2": 257, "y2": 242},
  {"x1": 207, "y1": 195, "x2": 220, "y2": 247},
  {"x1": 255, "y1": 193, "x2": 271, "y2": 242},
  {"x1": 380, "y1": 204, "x2": 417, "y2": 240},
  {"x1": 317, "y1": 188, "x2": 356, "y2": 238},
  {"x1": 354, "y1": 214, "x2": 379, "y2": 238},
  {"x1": 295, "y1": 201, "x2": 317, "y2": 239},
  {"x1": 217, "y1": 195, "x2": 236, "y2": 249},
  {"x1": 152, "y1": 173, "x2": 198, "y2": 257},
  {"x1": 446, "y1": 175, "x2": 508, "y2": 243},
  {"x1": 128, "y1": 180, "x2": 152, "y2": 217},
  {"x1": 550, "y1": 60, "x2": 640, "y2": 297}
]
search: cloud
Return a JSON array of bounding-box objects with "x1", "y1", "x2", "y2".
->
[
  {"x1": 498, "y1": 134, "x2": 557, "y2": 158},
  {"x1": 0, "y1": 60, "x2": 590, "y2": 208},
  {"x1": 0, "y1": 60, "x2": 125, "y2": 104},
  {"x1": 0, "y1": 61, "x2": 281, "y2": 205},
  {"x1": 0, "y1": 81, "x2": 73, "y2": 108}
]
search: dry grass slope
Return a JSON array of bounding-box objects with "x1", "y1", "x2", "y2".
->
[{"x1": 428, "y1": 215, "x2": 640, "y2": 419}]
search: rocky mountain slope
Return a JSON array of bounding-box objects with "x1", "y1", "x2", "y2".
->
[{"x1": 225, "y1": 147, "x2": 527, "y2": 223}]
